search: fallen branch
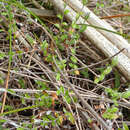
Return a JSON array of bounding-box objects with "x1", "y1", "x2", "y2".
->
[
  {"x1": 50, "y1": 0, "x2": 130, "y2": 80},
  {"x1": 64, "y1": 0, "x2": 130, "y2": 59},
  {"x1": 28, "y1": 8, "x2": 55, "y2": 17}
]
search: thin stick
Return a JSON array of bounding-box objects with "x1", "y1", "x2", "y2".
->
[
  {"x1": 1, "y1": 68, "x2": 10, "y2": 114},
  {"x1": 68, "y1": 48, "x2": 125, "y2": 73},
  {"x1": 101, "y1": 13, "x2": 130, "y2": 19}
]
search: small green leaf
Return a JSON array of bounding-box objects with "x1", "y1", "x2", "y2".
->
[
  {"x1": 26, "y1": 34, "x2": 34, "y2": 45},
  {"x1": 105, "y1": 88, "x2": 113, "y2": 94},
  {"x1": 1, "y1": 12, "x2": 8, "y2": 16},
  {"x1": 25, "y1": 93, "x2": 30, "y2": 98},
  {"x1": 56, "y1": 89, "x2": 61, "y2": 95},
  {"x1": 65, "y1": 112, "x2": 75, "y2": 124},
  {"x1": 46, "y1": 54, "x2": 53, "y2": 62},
  {"x1": 56, "y1": 86, "x2": 64, "y2": 95},
  {"x1": 123, "y1": 123, "x2": 129, "y2": 130},
  {"x1": 79, "y1": 24, "x2": 87, "y2": 32},
  {"x1": 114, "y1": 71, "x2": 120, "y2": 89},
  {"x1": 56, "y1": 73, "x2": 61, "y2": 81},
  {"x1": 60, "y1": 86, "x2": 64, "y2": 93},
  {"x1": 88, "y1": 119, "x2": 92, "y2": 123},
  {"x1": 63, "y1": 107, "x2": 67, "y2": 113},
  {"x1": 61, "y1": 34, "x2": 68, "y2": 41},
  {"x1": 84, "y1": 13, "x2": 90, "y2": 20},
  {"x1": 64, "y1": 9, "x2": 69, "y2": 15},
  {"x1": 62, "y1": 22, "x2": 68, "y2": 26},
  {"x1": 96, "y1": 2, "x2": 100, "y2": 8},
  {"x1": 0, "y1": 119, "x2": 6, "y2": 123},
  {"x1": 81, "y1": 69, "x2": 89, "y2": 78},
  {"x1": 103, "y1": 66, "x2": 112, "y2": 75},
  {"x1": 99, "y1": 74, "x2": 105, "y2": 81},
  {"x1": 109, "y1": 107, "x2": 118, "y2": 113},
  {"x1": 55, "y1": 23, "x2": 60, "y2": 29},
  {"x1": 111, "y1": 58, "x2": 118, "y2": 67},
  {"x1": 122, "y1": 91, "x2": 130, "y2": 99},
  {"x1": 17, "y1": 50, "x2": 23, "y2": 59},
  {"x1": 0, "y1": 52, "x2": 6, "y2": 59},
  {"x1": 35, "y1": 80, "x2": 48, "y2": 90},
  {"x1": 18, "y1": 79, "x2": 25, "y2": 88},
  {"x1": 68, "y1": 39, "x2": 76, "y2": 44},
  {"x1": 70, "y1": 56, "x2": 77, "y2": 63},
  {"x1": 41, "y1": 40, "x2": 48, "y2": 56},
  {"x1": 94, "y1": 78, "x2": 100, "y2": 84},
  {"x1": 47, "y1": 114, "x2": 55, "y2": 121},
  {"x1": 73, "y1": 64, "x2": 78, "y2": 69},
  {"x1": 0, "y1": 29, "x2": 4, "y2": 32},
  {"x1": 7, "y1": 89, "x2": 16, "y2": 94},
  {"x1": 75, "y1": 13, "x2": 80, "y2": 20},
  {"x1": 57, "y1": 115, "x2": 63, "y2": 125},
  {"x1": 71, "y1": 48, "x2": 76, "y2": 54},
  {"x1": 72, "y1": 22, "x2": 79, "y2": 29},
  {"x1": 57, "y1": 14, "x2": 63, "y2": 20},
  {"x1": 52, "y1": 120, "x2": 56, "y2": 127},
  {"x1": 65, "y1": 96, "x2": 71, "y2": 104},
  {"x1": 69, "y1": 63, "x2": 74, "y2": 68},
  {"x1": 17, "y1": 128, "x2": 24, "y2": 130},
  {"x1": 21, "y1": 98, "x2": 25, "y2": 105},
  {"x1": 82, "y1": 0, "x2": 88, "y2": 5},
  {"x1": 100, "y1": 3, "x2": 104, "y2": 8},
  {"x1": 0, "y1": 78, "x2": 4, "y2": 85}
]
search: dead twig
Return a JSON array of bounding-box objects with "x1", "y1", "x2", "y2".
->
[{"x1": 53, "y1": 57, "x2": 111, "y2": 130}]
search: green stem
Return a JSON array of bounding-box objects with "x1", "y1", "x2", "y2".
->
[
  {"x1": 79, "y1": 23, "x2": 129, "y2": 38},
  {"x1": 0, "y1": 104, "x2": 40, "y2": 116}
]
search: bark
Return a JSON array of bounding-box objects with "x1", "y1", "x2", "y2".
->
[{"x1": 64, "y1": 0, "x2": 130, "y2": 59}]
